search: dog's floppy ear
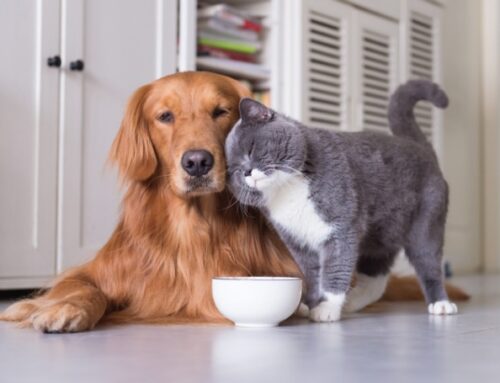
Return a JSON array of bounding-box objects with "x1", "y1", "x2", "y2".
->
[{"x1": 110, "y1": 84, "x2": 158, "y2": 182}]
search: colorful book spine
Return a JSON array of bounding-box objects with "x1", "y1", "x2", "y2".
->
[
  {"x1": 198, "y1": 4, "x2": 262, "y2": 33},
  {"x1": 198, "y1": 18, "x2": 259, "y2": 42},
  {"x1": 198, "y1": 33, "x2": 261, "y2": 54},
  {"x1": 198, "y1": 45, "x2": 257, "y2": 63}
]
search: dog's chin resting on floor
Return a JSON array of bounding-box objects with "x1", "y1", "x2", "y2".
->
[{"x1": 0, "y1": 72, "x2": 468, "y2": 333}]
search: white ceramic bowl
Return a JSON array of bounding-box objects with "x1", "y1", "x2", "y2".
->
[{"x1": 212, "y1": 277, "x2": 302, "y2": 328}]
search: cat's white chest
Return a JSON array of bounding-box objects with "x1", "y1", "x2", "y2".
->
[{"x1": 261, "y1": 173, "x2": 333, "y2": 249}]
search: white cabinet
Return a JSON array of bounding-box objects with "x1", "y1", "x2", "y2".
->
[
  {"x1": 58, "y1": 0, "x2": 177, "y2": 270},
  {"x1": 0, "y1": 0, "x2": 177, "y2": 288},
  {"x1": 351, "y1": 11, "x2": 399, "y2": 133},
  {"x1": 0, "y1": 0, "x2": 60, "y2": 285},
  {"x1": 297, "y1": 0, "x2": 352, "y2": 131},
  {"x1": 282, "y1": 0, "x2": 400, "y2": 134},
  {"x1": 401, "y1": 0, "x2": 443, "y2": 153},
  {"x1": 342, "y1": 0, "x2": 401, "y2": 20},
  {"x1": 282, "y1": 0, "x2": 351, "y2": 128}
]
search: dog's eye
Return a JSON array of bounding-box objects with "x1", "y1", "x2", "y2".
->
[
  {"x1": 157, "y1": 111, "x2": 174, "y2": 123},
  {"x1": 212, "y1": 107, "x2": 229, "y2": 119}
]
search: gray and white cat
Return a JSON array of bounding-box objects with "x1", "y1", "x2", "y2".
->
[{"x1": 225, "y1": 80, "x2": 457, "y2": 322}]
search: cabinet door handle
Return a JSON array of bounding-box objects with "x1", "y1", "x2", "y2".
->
[
  {"x1": 47, "y1": 55, "x2": 61, "y2": 67},
  {"x1": 69, "y1": 59, "x2": 84, "y2": 71}
]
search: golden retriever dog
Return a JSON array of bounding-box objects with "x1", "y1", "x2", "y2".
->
[
  {"x1": 1, "y1": 72, "x2": 300, "y2": 332},
  {"x1": 1, "y1": 72, "x2": 467, "y2": 332}
]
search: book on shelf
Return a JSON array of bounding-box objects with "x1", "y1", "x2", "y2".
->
[
  {"x1": 197, "y1": 3, "x2": 266, "y2": 83},
  {"x1": 198, "y1": 45, "x2": 257, "y2": 63},
  {"x1": 198, "y1": 18, "x2": 259, "y2": 42},
  {"x1": 198, "y1": 32, "x2": 262, "y2": 54},
  {"x1": 198, "y1": 4, "x2": 262, "y2": 33},
  {"x1": 196, "y1": 57, "x2": 270, "y2": 81}
]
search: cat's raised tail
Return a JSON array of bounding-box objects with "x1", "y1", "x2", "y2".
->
[{"x1": 388, "y1": 80, "x2": 449, "y2": 144}]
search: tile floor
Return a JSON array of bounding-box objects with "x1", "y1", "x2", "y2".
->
[{"x1": 0, "y1": 274, "x2": 499, "y2": 383}]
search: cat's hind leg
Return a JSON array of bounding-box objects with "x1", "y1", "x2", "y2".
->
[
  {"x1": 405, "y1": 178, "x2": 457, "y2": 315},
  {"x1": 344, "y1": 246, "x2": 398, "y2": 313}
]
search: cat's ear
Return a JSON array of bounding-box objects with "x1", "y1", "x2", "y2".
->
[{"x1": 239, "y1": 98, "x2": 273, "y2": 123}]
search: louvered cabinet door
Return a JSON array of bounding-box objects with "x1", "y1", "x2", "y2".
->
[
  {"x1": 283, "y1": 0, "x2": 352, "y2": 130},
  {"x1": 401, "y1": 0, "x2": 442, "y2": 151},
  {"x1": 350, "y1": 11, "x2": 399, "y2": 133}
]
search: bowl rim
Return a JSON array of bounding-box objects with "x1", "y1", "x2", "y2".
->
[{"x1": 212, "y1": 276, "x2": 302, "y2": 282}]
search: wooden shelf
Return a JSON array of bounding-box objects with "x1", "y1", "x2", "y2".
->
[{"x1": 196, "y1": 57, "x2": 270, "y2": 81}]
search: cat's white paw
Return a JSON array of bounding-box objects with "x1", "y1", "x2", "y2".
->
[
  {"x1": 428, "y1": 300, "x2": 458, "y2": 315},
  {"x1": 295, "y1": 303, "x2": 310, "y2": 318},
  {"x1": 309, "y1": 293, "x2": 345, "y2": 322},
  {"x1": 309, "y1": 301, "x2": 342, "y2": 322}
]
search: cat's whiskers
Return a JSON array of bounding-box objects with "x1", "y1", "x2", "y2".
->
[
  {"x1": 222, "y1": 192, "x2": 242, "y2": 211},
  {"x1": 263, "y1": 164, "x2": 313, "y2": 183},
  {"x1": 237, "y1": 188, "x2": 251, "y2": 217}
]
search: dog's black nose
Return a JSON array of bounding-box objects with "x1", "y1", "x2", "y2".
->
[{"x1": 181, "y1": 150, "x2": 214, "y2": 177}]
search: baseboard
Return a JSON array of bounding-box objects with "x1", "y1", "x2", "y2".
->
[{"x1": 0, "y1": 276, "x2": 53, "y2": 290}]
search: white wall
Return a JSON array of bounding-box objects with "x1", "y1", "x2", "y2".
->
[
  {"x1": 441, "y1": 0, "x2": 482, "y2": 273},
  {"x1": 482, "y1": 0, "x2": 500, "y2": 273}
]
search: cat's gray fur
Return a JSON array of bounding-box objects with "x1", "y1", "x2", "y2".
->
[{"x1": 225, "y1": 80, "x2": 454, "y2": 320}]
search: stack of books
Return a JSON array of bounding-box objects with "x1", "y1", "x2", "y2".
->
[{"x1": 197, "y1": 4, "x2": 270, "y2": 81}]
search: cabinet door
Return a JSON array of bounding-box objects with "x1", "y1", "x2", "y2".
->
[
  {"x1": 0, "y1": 0, "x2": 60, "y2": 285},
  {"x1": 58, "y1": 0, "x2": 177, "y2": 271},
  {"x1": 350, "y1": 11, "x2": 399, "y2": 133},
  {"x1": 342, "y1": 0, "x2": 401, "y2": 20},
  {"x1": 282, "y1": 0, "x2": 352, "y2": 131}
]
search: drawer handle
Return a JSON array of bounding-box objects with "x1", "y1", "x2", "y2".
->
[
  {"x1": 69, "y1": 59, "x2": 84, "y2": 71},
  {"x1": 47, "y1": 55, "x2": 61, "y2": 68}
]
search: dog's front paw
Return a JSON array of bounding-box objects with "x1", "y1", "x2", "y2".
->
[
  {"x1": 428, "y1": 300, "x2": 458, "y2": 315},
  {"x1": 30, "y1": 303, "x2": 92, "y2": 333},
  {"x1": 309, "y1": 301, "x2": 342, "y2": 322}
]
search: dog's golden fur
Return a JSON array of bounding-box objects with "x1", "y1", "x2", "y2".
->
[{"x1": 0, "y1": 72, "x2": 467, "y2": 332}]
